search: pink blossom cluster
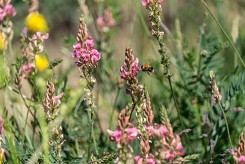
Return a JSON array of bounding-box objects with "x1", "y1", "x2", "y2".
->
[
  {"x1": 141, "y1": 0, "x2": 165, "y2": 6},
  {"x1": 0, "y1": 117, "x2": 3, "y2": 135},
  {"x1": 108, "y1": 123, "x2": 185, "y2": 163},
  {"x1": 72, "y1": 37, "x2": 101, "y2": 67},
  {"x1": 0, "y1": 0, "x2": 16, "y2": 21},
  {"x1": 120, "y1": 58, "x2": 140, "y2": 80},
  {"x1": 96, "y1": 8, "x2": 115, "y2": 33}
]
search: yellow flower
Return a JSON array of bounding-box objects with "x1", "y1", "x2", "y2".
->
[
  {"x1": 25, "y1": 12, "x2": 48, "y2": 33},
  {"x1": 0, "y1": 32, "x2": 5, "y2": 51},
  {"x1": 35, "y1": 54, "x2": 48, "y2": 71}
]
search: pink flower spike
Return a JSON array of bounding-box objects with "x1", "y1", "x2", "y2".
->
[{"x1": 239, "y1": 155, "x2": 245, "y2": 163}]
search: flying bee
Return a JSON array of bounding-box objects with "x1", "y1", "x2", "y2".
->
[{"x1": 141, "y1": 64, "x2": 154, "y2": 74}]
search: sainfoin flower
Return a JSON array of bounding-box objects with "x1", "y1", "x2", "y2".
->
[
  {"x1": 141, "y1": 0, "x2": 165, "y2": 6},
  {"x1": 72, "y1": 38, "x2": 101, "y2": 67},
  {"x1": 120, "y1": 58, "x2": 140, "y2": 80},
  {"x1": 25, "y1": 12, "x2": 48, "y2": 33},
  {"x1": 96, "y1": 8, "x2": 115, "y2": 32}
]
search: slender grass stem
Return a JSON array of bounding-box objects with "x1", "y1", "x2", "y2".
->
[
  {"x1": 200, "y1": 0, "x2": 245, "y2": 69},
  {"x1": 218, "y1": 102, "x2": 233, "y2": 149}
]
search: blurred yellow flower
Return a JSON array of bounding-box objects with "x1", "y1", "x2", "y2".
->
[
  {"x1": 25, "y1": 12, "x2": 48, "y2": 33},
  {"x1": 35, "y1": 54, "x2": 48, "y2": 71},
  {"x1": 0, "y1": 32, "x2": 5, "y2": 51}
]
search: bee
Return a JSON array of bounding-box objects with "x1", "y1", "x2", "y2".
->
[{"x1": 141, "y1": 64, "x2": 154, "y2": 73}]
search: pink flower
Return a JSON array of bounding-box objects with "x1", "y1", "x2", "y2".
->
[
  {"x1": 96, "y1": 8, "x2": 115, "y2": 32},
  {"x1": 19, "y1": 63, "x2": 34, "y2": 78},
  {"x1": 130, "y1": 58, "x2": 140, "y2": 76},
  {"x1": 154, "y1": 123, "x2": 168, "y2": 137},
  {"x1": 176, "y1": 143, "x2": 185, "y2": 156},
  {"x1": 72, "y1": 37, "x2": 100, "y2": 67},
  {"x1": 165, "y1": 152, "x2": 175, "y2": 160},
  {"x1": 134, "y1": 154, "x2": 156, "y2": 164},
  {"x1": 107, "y1": 129, "x2": 122, "y2": 142},
  {"x1": 5, "y1": 4, "x2": 16, "y2": 16},
  {"x1": 146, "y1": 154, "x2": 156, "y2": 164},
  {"x1": 32, "y1": 32, "x2": 49, "y2": 41},
  {"x1": 239, "y1": 155, "x2": 245, "y2": 163},
  {"x1": 120, "y1": 66, "x2": 129, "y2": 79},
  {"x1": 73, "y1": 43, "x2": 81, "y2": 50},
  {"x1": 141, "y1": 0, "x2": 165, "y2": 6},
  {"x1": 141, "y1": 0, "x2": 152, "y2": 6},
  {"x1": 96, "y1": 17, "x2": 104, "y2": 27},
  {"x1": 120, "y1": 58, "x2": 140, "y2": 80},
  {"x1": 82, "y1": 53, "x2": 90, "y2": 62},
  {"x1": 0, "y1": 117, "x2": 3, "y2": 135},
  {"x1": 85, "y1": 38, "x2": 94, "y2": 50},
  {"x1": 125, "y1": 127, "x2": 137, "y2": 141},
  {"x1": 134, "y1": 156, "x2": 143, "y2": 164}
]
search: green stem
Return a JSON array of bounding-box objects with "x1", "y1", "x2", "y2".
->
[
  {"x1": 218, "y1": 102, "x2": 233, "y2": 148},
  {"x1": 167, "y1": 76, "x2": 185, "y2": 130},
  {"x1": 109, "y1": 88, "x2": 120, "y2": 130},
  {"x1": 200, "y1": 0, "x2": 245, "y2": 68},
  {"x1": 87, "y1": 97, "x2": 98, "y2": 162}
]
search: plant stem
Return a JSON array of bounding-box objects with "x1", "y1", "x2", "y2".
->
[
  {"x1": 87, "y1": 95, "x2": 98, "y2": 162},
  {"x1": 218, "y1": 102, "x2": 233, "y2": 148},
  {"x1": 167, "y1": 76, "x2": 185, "y2": 130},
  {"x1": 109, "y1": 88, "x2": 120, "y2": 130},
  {"x1": 200, "y1": 0, "x2": 245, "y2": 69}
]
